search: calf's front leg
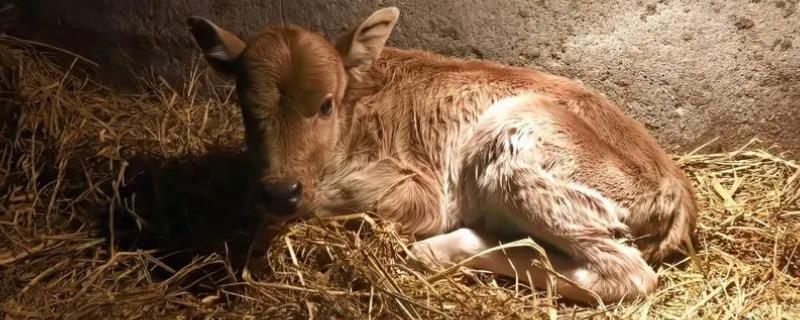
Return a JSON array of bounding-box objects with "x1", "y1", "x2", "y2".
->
[{"x1": 309, "y1": 159, "x2": 449, "y2": 236}]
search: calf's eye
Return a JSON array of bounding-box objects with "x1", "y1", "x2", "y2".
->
[{"x1": 320, "y1": 95, "x2": 333, "y2": 117}]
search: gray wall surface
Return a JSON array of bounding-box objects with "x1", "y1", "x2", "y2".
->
[{"x1": 7, "y1": 0, "x2": 800, "y2": 154}]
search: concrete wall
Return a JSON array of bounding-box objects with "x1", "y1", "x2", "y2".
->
[{"x1": 8, "y1": 0, "x2": 800, "y2": 153}]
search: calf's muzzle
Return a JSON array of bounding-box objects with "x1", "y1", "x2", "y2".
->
[{"x1": 260, "y1": 178, "x2": 303, "y2": 215}]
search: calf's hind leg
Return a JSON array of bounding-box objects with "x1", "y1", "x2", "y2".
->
[
  {"x1": 411, "y1": 95, "x2": 658, "y2": 304},
  {"x1": 410, "y1": 224, "x2": 656, "y2": 304},
  {"x1": 410, "y1": 228, "x2": 638, "y2": 304}
]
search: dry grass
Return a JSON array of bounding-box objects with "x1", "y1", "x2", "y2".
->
[{"x1": 1, "y1": 37, "x2": 799, "y2": 319}]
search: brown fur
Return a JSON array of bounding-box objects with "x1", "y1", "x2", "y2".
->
[{"x1": 188, "y1": 7, "x2": 697, "y2": 304}]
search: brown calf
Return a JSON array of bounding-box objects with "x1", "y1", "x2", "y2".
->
[{"x1": 187, "y1": 7, "x2": 697, "y2": 304}]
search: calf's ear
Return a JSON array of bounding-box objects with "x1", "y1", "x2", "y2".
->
[
  {"x1": 335, "y1": 7, "x2": 399, "y2": 75},
  {"x1": 187, "y1": 16, "x2": 246, "y2": 76}
]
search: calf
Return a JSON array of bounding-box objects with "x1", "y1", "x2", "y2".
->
[{"x1": 187, "y1": 7, "x2": 697, "y2": 304}]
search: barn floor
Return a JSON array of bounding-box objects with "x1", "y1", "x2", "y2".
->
[{"x1": 1, "y1": 38, "x2": 799, "y2": 319}]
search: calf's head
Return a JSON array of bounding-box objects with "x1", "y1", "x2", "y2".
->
[{"x1": 187, "y1": 8, "x2": 399, "y2": 215}]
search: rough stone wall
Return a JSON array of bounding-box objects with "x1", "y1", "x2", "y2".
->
[{"x1": 7, "y1": 0, "x2": 800, "y2": 153}]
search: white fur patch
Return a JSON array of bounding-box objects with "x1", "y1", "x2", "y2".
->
[
  {"x1": 206, "y1": 45, "x2": 233, "y2": 61},
  {"x1": 572, "y1": 268, "x2": 591, "y2": 284}
]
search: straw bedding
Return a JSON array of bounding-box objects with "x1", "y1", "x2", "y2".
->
[{"x1": 1, "y1": 37, "x2": 799, "y2": 319}]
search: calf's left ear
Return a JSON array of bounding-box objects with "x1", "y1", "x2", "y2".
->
[
  {"x1": 187, "y1": 16, "x2": 246, "y2": 76},
  {"x1": 335, "y1": 7, "x2": 399, "y2": 74}
]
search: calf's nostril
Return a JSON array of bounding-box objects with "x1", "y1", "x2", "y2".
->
[{"x1": 288, "y1": 181, "x2": 302, "y2": 199}]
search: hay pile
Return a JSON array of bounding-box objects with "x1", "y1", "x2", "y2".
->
[{"x1": 1, "y1": 37, "x2": 799, "y2": 319}]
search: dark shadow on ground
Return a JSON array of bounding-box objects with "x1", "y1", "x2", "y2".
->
[{"x1": 100, "y1": 150, "x2": 279, "y2": 286}]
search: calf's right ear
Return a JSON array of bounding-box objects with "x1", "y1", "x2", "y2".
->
[{"x1": 187, "y1": 16, "x2": 245, "y2": 76}]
